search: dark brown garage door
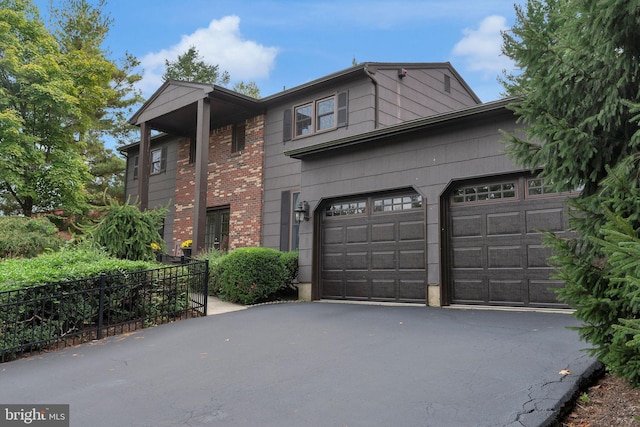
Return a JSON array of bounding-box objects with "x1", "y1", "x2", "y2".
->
[
  {"x1": 321, "y1": 192, "x2": 426, "y2": 302},
  {"x1": 448, "y1": 176, "x2": 571, "y2": 308}
]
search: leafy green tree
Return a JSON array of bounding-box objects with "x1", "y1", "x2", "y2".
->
[
  {"x1": 0, "y1": 0, "x2": 91, "y2": 216},
  {"x1": 0, "y1": 0, "x2": 142, "y2": 215},
  {"x1": 501, "y1": 0, "x2": 640, "y2": 384}
]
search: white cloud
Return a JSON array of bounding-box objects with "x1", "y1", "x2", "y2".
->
[
  {"x1": 138, "y1": 16, "x2": 279, "y2": 95},
  {"x1": 451, "y1": 15, "x2": 514, "y2": 78}
]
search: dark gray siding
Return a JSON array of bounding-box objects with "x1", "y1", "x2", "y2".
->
[
  {"x1": 135, "y1": 83, "x2": 211, "y2": 125},
  {"x1": 375, "y1": 67, "x2": 480, "y2": 127},
  {"x1": 262, "y1": 79, "x2": 376, "y2": 249},
  {"x1": 123, "y1": 135, "x2": 179, "y2": 252},
  {"x1": 263, "y1": 66, "x2": 480, "y2": 252},
  {"x1": 295, "y1": 110, "x2": 523, "y2": 286}
]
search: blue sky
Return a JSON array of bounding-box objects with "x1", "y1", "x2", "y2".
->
[{"x1": 35, "y1": 0, "x2": 523, "y2": 103}]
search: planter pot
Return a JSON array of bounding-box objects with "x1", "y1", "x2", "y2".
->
[{"x1": 182, "y1": 248, "x2": 192, "y2": 258}]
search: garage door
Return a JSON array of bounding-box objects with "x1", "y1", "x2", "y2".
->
[
  {"x1": 447, "y1": 176, "x2": 571, "y2": 308},
  {"x1": 321, "y1": 191, "x2": 426, "y2": 302}
]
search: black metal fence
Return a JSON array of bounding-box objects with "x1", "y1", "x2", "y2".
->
[{"x1": 0, "y1": 259, "x2": 208, "y2": 362}]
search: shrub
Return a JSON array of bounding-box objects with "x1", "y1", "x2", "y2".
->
[
  {"x1": 0, "y1": 246, "x2": 192, "y2": 361},
  {"x1": 87, "y1": 199, "x2": 166, "y2": 261},
  {"x1": 195, "y1": 248, "x2": 227, "y2": 296},
  {"x1": 0, "y1": 216, "x2": 64, "y2": 259},
  {"x1": 216, "y1": 247, "x2": 293, "y2": 305},
  {"x1": 0, "y1": 245, "x2": 157, "y2": 291},
  {"x1": 280, "y1": 251, "x2": 299, "y2": 287}
]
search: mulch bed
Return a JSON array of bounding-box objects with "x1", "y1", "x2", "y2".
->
[{"x1": 560, "y1": 373, "x2": 640, "y2": 426}]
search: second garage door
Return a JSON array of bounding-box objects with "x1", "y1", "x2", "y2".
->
[
  {"x1": 321, "y1": 191, "x2": 426, "y2": 303},
  {"x1": 447, "y1": 175, "x2": 572, "y2": 308}
]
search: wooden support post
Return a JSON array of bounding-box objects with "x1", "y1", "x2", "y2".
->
[
  {"x1": 137, "y1": 122, "x2": 151, "y2": 211},
  {"x1": 192, "y1": 97, "x2": 210, "y2": 255}
]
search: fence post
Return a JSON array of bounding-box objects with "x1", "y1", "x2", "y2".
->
[
  {"x1": 97, "y1": 273, "x2": 106, "y2": 340},
  {"x1": 203, "y1": 260, "x2": 209, "y2": 316}
]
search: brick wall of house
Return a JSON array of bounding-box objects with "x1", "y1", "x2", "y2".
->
[{"x1": 172, "y1": 114, "x2": 265, "y2": 254}]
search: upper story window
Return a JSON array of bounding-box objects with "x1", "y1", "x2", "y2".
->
[
  {"x1": 283, "y1": 90, "x2": 349, "y2": 142},
  {"x1": 232, "y1": 123, "x2": 246, "y2": 152},
  {"x1": 295, "y1": 96, "x2": 336, "y2": 137},
  {"x1": 151, "y1": 148, "x2": 162, "y2": 174},
  {"x1": 133, "y1": 146, "x2": 166, "y2": 180},
  {"x1": 188, "y1": 137, "x2": 196, "y2": 164},
  {"x1": 295, "y1": 104, "x2": 313, "y2": 136},
  {"x1": 316, "y1": 97, "x2": 335, "y2": 131}
]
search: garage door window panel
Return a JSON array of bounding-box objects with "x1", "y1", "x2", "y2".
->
[
  {"x1": 325, "y1": 201, "x2": 366, "y2": 217},
  {"x1": 452, "y1": 182, "x2": 516, "y2": 204},
  {"x1": 373, "y1": 195, "x2": 423, "y2": 212}
]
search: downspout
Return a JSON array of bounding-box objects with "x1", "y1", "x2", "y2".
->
[{"x1": 363, "y1": 64, "x2": 379, "y2": 129}]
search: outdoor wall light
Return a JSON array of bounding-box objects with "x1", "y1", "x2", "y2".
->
[{"x1": 295, "y1": 200, "x2": 310, "y2": 222}]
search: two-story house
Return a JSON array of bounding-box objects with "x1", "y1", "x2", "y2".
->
[{"x1": 121, "y1": 62, "x2": 572, "y2": 309}]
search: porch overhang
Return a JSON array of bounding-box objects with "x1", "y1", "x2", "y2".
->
[{"x1": 129, "y1": 80, "x2": 263, "y2": 136}]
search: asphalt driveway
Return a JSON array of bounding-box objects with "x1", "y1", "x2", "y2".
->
[{"x1": 0, "y1": 302, "x2": 599, "y2": 427}]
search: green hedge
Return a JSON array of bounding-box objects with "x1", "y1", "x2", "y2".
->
[
  {"x1": 214, "y1": 247, "x2": 298, "y2": 305},
  {"x1": 0, "y1": 246, "x2": 157, "y2": 292},
  {"x1": 0, "y1": 216, "x2": 64, "y2": 259},
  {"x1": 195, "y1": 248, "x2": 227, "y2": 296},
  {"x1": 0, "y1": 247, "x2": 190, "y2": 361}
]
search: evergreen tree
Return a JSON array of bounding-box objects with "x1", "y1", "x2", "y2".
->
[
  {"x1": 163, "y1": 46, "x2": 230, "y2": 86},
  {"x1": 164, "y1": 46, "x2": 261, "y2": 98},
  {"x1": 501, "y1": 0, "x2": 640, "y2": 384}
]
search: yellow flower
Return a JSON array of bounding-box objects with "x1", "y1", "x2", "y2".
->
[
  {"x1": 150, "y1": 242, "x2": 161, "y2": 251},
  {"x1": 181, "y1": 239, "x2": 192, "y2": 248}
]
